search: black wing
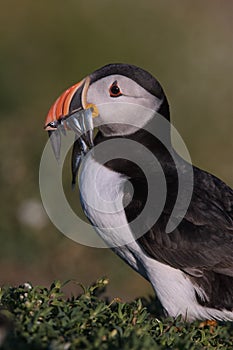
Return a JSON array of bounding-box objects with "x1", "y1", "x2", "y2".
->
[
  {"x1": 125, "y1": 165, "x2": 233, "y2": 276},
  {"x1": 124, "y1": 165, "x2": 233, "y2": 309},
  {"x1": 125, "y1": 163, "x2": 233, "y2": 310}
]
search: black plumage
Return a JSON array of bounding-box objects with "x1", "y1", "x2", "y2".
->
[
  {"x1": 90, "y1": 65, "x2": 233, "y2": 314},
  {"x1": 97, "y1": 127, "x2": 233, "y2": 311}
]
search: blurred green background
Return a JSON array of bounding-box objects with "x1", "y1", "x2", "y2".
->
[{"x1": 0, "y1": 1, "x2": 232, "y2": 300}]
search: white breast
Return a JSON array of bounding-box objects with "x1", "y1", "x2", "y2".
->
[
  {"x1": 79, "y1": 152, "x2": 145, "y2": 273},
  {"x1": 78, "y1": 153, "x2": 233, "y2": 322},
  {"x1": 79, "y1": 153, "x2": 133, "y2": 247}
]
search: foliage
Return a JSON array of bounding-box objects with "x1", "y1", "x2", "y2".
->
[{"x1": 0, "y1": 279, "x2": 232, "y2": 350}]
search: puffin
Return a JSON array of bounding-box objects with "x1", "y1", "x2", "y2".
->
[{"x1": 44, "y1": 63, "x2": 233, "y2": 321}]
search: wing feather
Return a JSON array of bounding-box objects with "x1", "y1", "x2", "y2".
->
[{"x1": 125, "y1": 165, "x2": 233, "y2": 276}]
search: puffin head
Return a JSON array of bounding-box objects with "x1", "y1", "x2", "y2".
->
[
  {"x1": 44, "y1": 64, "x2": 171, "y2": 184},
  {"x1": 45, "y1": 63, "x2": 170, "y2": 138}
]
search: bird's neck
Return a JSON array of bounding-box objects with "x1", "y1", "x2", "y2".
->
[{"x1": 93, "y1": 124, "x2": 173, "y2": 178}]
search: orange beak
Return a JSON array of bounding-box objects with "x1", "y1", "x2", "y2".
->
[
  {"x1": 44, "y1": 76, "x2": 98, "y2": 131},
  {"x1": 44, "y1": 76, "x2": 98, "y2": 165},
  {"x1": 44, "y1": 78, "x2": 87, "y2": 131}
]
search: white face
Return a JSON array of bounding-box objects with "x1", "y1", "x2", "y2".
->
[{"x1": 86, "y1": 75, "x2": 163, "y2": 136}]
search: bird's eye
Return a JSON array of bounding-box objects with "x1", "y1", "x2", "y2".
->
[{"x1": 109, "y1": 81, "x2": 122, "y2": 97}]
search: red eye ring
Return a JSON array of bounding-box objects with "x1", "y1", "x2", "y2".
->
[{"x1": 109, "y1": 81, "x2": 122, "y2": 97}]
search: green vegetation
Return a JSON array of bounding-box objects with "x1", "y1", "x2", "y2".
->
[{"x1": 0, "y1": 279, "x2": 232, "y2": 349}]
